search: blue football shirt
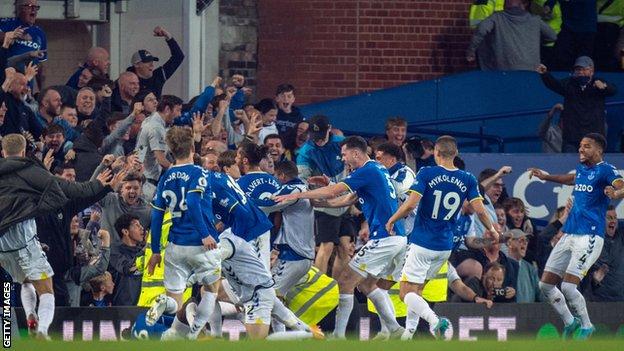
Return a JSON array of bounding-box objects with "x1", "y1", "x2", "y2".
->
[
  {"x1": 151, "y1": 164, "x2": 217, "y2": 246},
  {"x1": 562, "y1": 161, "x2": 622, "y2": 237},
  {"x1": 342, "y1": 160, "x2": 404, "y2": 239},
  {"x1": 0, "y1": 18, "x2": 47, "y2": 62},
  {"x1": 410, "y1": 166, "x2": 482, "y2": 251},
  {"x1": 237, "y1": 171, "x2": 281, "y2": 208},
  {"x1": 209, "y1": 172, "x2": 273, "y2": 241}
]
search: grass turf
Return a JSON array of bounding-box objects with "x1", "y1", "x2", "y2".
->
[{"x1": 12, "y1": 339, "x2": 624, "y2": 351}]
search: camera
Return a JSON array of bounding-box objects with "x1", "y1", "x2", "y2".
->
[{"x1": 493, "y1": 288, "x2": 507, "y2": 297}]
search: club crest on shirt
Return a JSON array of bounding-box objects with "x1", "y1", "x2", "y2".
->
[{"x1": 588, "y1": 172, "x2": 595, "y2": 180}]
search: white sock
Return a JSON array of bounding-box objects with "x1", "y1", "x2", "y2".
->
[
  {"x1": 189, "y1": 291, "x2": 217, "y2": 336},
  {"x1": 171, "y1": 315, "x2": 190, "y2": 335},
  {"x1": 334, "y1": 294, "x2": 353, "y2": 338},
  {"x1": 20, "y1": 283, "x2": 37, "y2": 318},
  {"x1": 561, "y1": 282, "x2": 591, "y2": 328},
  {"x1": 219, "y1": 301, "x2": 238, "y2": 316},
  {"x1": 163, "y1": 295, "x2": 179, "y2": 314},
  {"x1": 37, "y1": 293, "x2": 55, "y2": 335},
  {"x1": 539, "y1": 282, "x2": 574, "y2": 325},
  {"x1": 272, "y1": 296, "x2": 308, "y2": 331},
  {"x1": 404, "y1": 292, "x2": 438, "y2": 327},
  {"x1": 367, "y1": 289, "x2": 400, "y2": 332},
  {"x1": 266, "y1": 331, "x2": 313, "y2": 340},
  {"x1": 208, "y1": 301, "x2": 223, "y2": 337},
  {"x1": 402, "y1": 309, "x2": 420, "y2": 340},
  {"x1": 272, "y1": 320, "x2": 286, "y2": 333}
]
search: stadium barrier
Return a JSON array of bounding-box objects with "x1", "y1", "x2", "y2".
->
[{"x1": 10, "y1": 303, "x2": 624, "y2": 341}]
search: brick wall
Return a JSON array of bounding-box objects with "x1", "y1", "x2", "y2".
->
[
  {"x1": 220, "y1": 0, "x2": 259, "y2": 92},
  {"x1": 256, "y1": 0, "x2": 473, "y2": 104}
]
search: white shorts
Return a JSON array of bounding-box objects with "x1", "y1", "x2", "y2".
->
[
  {"x1": 272, "y1": 259, "x2": 312, "y2": 296},
  {"x1": 244, "y1": 287, "x2": 275, "y2": 325},
  {"x1": 0, "y1": 237, "x2": 54, "y2": 284},
  {"x1": 401, "y1": 243, "x2": 451, "y2": 284},
  {"x1": 252, "y1": 231, "x2": 271, "y2": 272},
  {"x1": 349, "y1": 236, "x2": 407, "y2": 280},
  {"x1": 164, "y1": 243, "x2": 221, "y2": 293},
  {"x1": 544, "y1": 233, "x2": 604, "y2": 279}
]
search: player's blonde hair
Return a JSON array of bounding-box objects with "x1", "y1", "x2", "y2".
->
[
  {"x1": 166, "y1": 126, "x2": 194, "y2": 160},
  {"x1": 435, "y1": 135, "x2": 458, "y2": 159},
  {"x1": 1, "y1": 133, "x2": 26, "y2": 157}
]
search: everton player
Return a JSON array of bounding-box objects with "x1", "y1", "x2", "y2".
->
[
  {"x1": 386, "y1": 135, "x2": 499, "y2": 339},
  {"x1": 529, "y1": 133, "x2": 623, "y2": 339}
]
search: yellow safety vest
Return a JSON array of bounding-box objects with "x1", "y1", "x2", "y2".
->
[
  {"x1": 284, "y1": 266, "x2": 339, "y2": 325},
  {"x1": 368, "y1": 263, "x2": 449, "y2": 317},
  {"x1": 469, "y1": 0, "x2": 505, "y2": 28},
  {"x1": 597, "y1": 0, "x2": 624, "y2": 27},
  {"x1": 530, "y1": 0, "x2": 563, "y2": 38},
  {"x1": 135, "y1": 212, "x2": 192, "y2": 307}
]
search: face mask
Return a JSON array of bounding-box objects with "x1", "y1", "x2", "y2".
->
[{"x1": 574, "y1": 75, "x2": 591, "y2": 86}]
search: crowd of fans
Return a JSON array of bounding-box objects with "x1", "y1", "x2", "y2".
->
[{"x1": 0, "y1": 0, "x2": 622, "y2": 317}]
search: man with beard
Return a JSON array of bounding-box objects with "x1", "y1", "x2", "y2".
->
[
  {"x1": 35, "y1": 87, "x2": 78, "y2": 141},
  {"x1": 530, "y1": 133, "x2": 624, "y2": 339},
  {"x1": 537, "y1": 57, "x2": 616, "y2": 152}
]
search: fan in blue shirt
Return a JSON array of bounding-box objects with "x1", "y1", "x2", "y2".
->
[{"x1": 529, "y1": 133, "x2": 624, "y2": 340}]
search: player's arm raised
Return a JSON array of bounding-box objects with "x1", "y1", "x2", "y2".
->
[
  {"x1": 386, "y1": 190, "x2": 421, "y2": 235},
  {"x1": 528, "y1": 168, "x2": 575, "y2": 185}
]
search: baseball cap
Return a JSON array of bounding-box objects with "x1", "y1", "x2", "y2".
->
[
  {"x1": 131, "y1": 50, "x2": 160, "y2": 65},
  {"x1": 308, "y1": 115, "x2": 331, "y2": 141},
  {"x1": 573, "y1": 56, "x2": 594, "y2": 68},
  {"x1": 505, "y1": 228, "x2": 532, "y2": 239}
]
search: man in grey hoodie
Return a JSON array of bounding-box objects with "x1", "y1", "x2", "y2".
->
[{"x1": 467, "y1": 0, "x2": 557, "y2": 71}]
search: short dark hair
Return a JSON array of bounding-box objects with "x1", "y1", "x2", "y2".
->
[
  {"x1": 53, "y1": 161, "x2": 75, "y2": 175},
  {"x1": 38, "y1": 87, "x2": 59, "y2": 105},
  {"x1": 385, "y1": 116, "x2": 407, "y2": 130},
  {"x1": 238, "y1": 142, "x2": 269, "y2": 166},
  {"x1": 583, "y1": 133, "x2": 607, "y2": 151},
  {"x1": 114, "y1": 213, "x2": 140, "y2": 239},
  {"x1": 478, "y1": 168, "x2": 498, "y2": 183},
  {"x1": 275, "y1": 84, "x2": 295, "y2": 96},
  {"x1": 210, "y1": 93, "x2": 228, "y2": 110},
  {"x1": 263, "y1": 133, "x2": 282, "y2": 145},
  {"x1": 87, "y1": 76, "x2": 114, "y2": 92},
  {"x1": 376, "y1": 142, "x2": 403, "y2": 160},
  {"x1": 274, "y1": 160, "x2": 298, "y2": 179},
  {"x1": 341, "y1": 136, "x2": 368, "y2": 153},
  {"x1": 123, "y1": 172, "x2": 145, "y2": 184},
  {"x1": 157, "y1": 95, "x2": 183, "y2": 113},
  {"x1": 43, "y1": 124, "x2": 65, "y2": 137},
  {"x1": 608, "y1": 204, "x2": 616, "y2": 211},
  {"x1": 255, "y1": 98, "x2": 278, "y2": 114},
  {"x1": 106, "y1": 112, "x2": 128, "y2": 128},
  {"x1": 218, "y1": 150, "x2": 237, "y2": 170},
  {"x1": 453, "y1": 156, "x2": 465, "y2": 170}
]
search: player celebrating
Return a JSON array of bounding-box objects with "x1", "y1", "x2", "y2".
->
[
  {"x1": 208, "y1": 169, "x2": 319, "y2": 339},
  {"x1": 386, "y1": 135, "x2": 499, "y2": 339},
  {"x1": 276, "y1": 136, "x2": 406, "y2": 339},
  {"x1": 529, "y1": 133, "x2": 623, "y2": 339},
  {"x1": 236, "y1": 142, "x2": 281, "y2": 269},
  {"x1": 146, "y1": 126, "x2": 221, "y2": 340}
]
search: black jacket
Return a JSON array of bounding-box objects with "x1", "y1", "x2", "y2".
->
[
  {"x1": 109, "y1": 243, "x2": 144, "y2": 306},
  {"x1": 126, "y1": 38, "x2": 185, "y2": 98},
  {"x1": 0, "y1": 156, "x2": 105, "y2": 235},
  {"x1": 73, "y1": 134, "x2": 104, "y2": 182},
  {"x1": 541, "y1": 73, "x2": 617, "y2": 145}
]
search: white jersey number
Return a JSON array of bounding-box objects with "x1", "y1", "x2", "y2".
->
[
  {"x1": 431, "y1": 190, "x2": 461, "y2": 220},
  {"x1": 163, "y1": 187, "x2": 188, "y2": 218}
]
